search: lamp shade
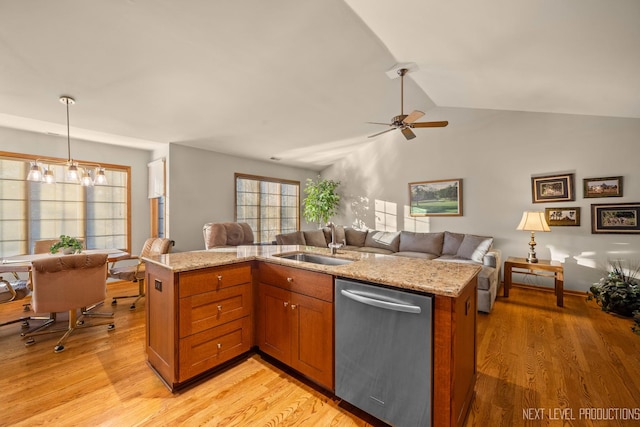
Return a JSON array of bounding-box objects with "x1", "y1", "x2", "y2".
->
[{"x1": 516, "y1": 211, "x2": 550, "y2": 232}]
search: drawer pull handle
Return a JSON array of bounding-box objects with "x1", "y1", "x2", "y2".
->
[
  {"x1": 217, "y1": 275, "x2": 223, "y2": 281},
  {"x1": 287, "y1": 277, "x2": 293, "y2": 283},
  {"x1": 291, "y1": 304, "x2": 297, "y2": 310},
  {"x1": 217, "y1": 343, "x2": 222, "y2": 349},
  {"x1": 283, "y1": 301, "x2": 289, "y2": 307},
  {"x1": 217, "y1": 305, "x2": 222, "y2": 312}
]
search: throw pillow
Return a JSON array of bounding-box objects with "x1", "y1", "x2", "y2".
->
[
  {"x1": 442, "y1": 231, "x2": 465, "y2": 255},
  {"x1": 399, "y1": 231, "x2": 444, "y2": 255},
  {"x1": 345, "y1": 228, "x2": 367, "y2": 247},
  {"x1": 276, "y1": 231, "x2": 306, "y2": 245},
  {"x1": 304, "y1": 230, "x2": 329, "y2": 247},
  {"x1": 456, "y1": 234, "x2": 494, "y2": 263},
  {"x1": 365, "y1": 230, "x2": 401, "y2": 252}
]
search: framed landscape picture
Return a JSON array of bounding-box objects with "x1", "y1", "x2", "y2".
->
[
  {"x1": 584, "y1": 176, "x2": 623, "y2": 198},
  {"x1": 591, "y1": 203, "x2": 640, "y2": 234},
  {"x1": 409, "y1": 179, "x2": 462, "y2": 216},
  {"x1": 531, "y1": 173, "x2": 575, "y2": 203},
  {"x1": 545, "y1": 207, "x2": 581, "y2": 226}
]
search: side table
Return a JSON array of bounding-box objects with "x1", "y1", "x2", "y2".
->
[{"x1": 503, "y1": 257, "x2": 564, "y2": 307}]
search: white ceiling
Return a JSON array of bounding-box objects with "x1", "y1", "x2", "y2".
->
[{"x1": 0, "y1": 0, "x2": 638, "y2": 170}]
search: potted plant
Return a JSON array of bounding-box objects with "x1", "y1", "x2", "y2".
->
[
  {"x1": 303, "y1": 176, "x2": 341, "y2": 227},
  {"x1": 587, "y1": 260, "x2": 640, "y2": 321},
  {"x1": 49, "y1": 235, "x2": 83, "y2": 255}
]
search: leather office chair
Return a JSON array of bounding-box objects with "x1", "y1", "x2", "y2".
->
[
  {"x1": 22, "y1": 253, "x2": 114, "y2": 353},
  {"x1": 109, "y1": 237, "x2": 173, "y2": 310}
]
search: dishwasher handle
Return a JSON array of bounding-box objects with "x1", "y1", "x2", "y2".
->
[{"x1": 340, "y1": 289, "x2": 422, "y2": 314}]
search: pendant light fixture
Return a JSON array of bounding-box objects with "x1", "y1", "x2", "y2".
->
[{"x1": 26, "y1": 96, "x2": 108, "y2": 186}]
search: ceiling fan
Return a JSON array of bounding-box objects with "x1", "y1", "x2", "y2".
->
[{"x1": 368, "y1": 68, "x2": 448, "y2": 140}]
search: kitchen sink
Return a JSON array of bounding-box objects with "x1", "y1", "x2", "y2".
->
[{"x1": 275, "y1": 252, "x2": 353, "y2": 266}]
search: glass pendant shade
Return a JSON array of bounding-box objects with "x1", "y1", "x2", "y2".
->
[
  {"x1": 27, "y1": 163, "x2": 43, "y2": 182},
  {"x1": 80, "y1": 170, "x2": 94, "y2": 186},
  {"x1": 94, "y1": 168, "x2": 108, "y2": 185},
  {"x1": 66, "y1": 163, "x2": 80, "y2": 183},
  {"x1": 43, "y1": 168, "x2": 56, "y2": 184}
]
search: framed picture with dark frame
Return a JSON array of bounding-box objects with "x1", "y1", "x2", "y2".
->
[
  {"x1": 531, "y1": 173, "x2": 575, "y2": 203},
  {"x1": 591, "y1": 203, "x2": 640, "y2": 234},
  {"x1": 583, "y1": 176, "x2": 623, "y2": 198},
  {"x1": 545, "y1": 207, "x2": 581, "y2": 226},
  {"x1": 409, "y1": 178, "x2": 462, "y2": 216}
]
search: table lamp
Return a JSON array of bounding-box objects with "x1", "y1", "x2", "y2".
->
[{"x1": 516, "y1": 211, "x2": 550, "y2": 263}]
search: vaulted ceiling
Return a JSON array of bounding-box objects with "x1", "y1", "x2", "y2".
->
[{"x1": 0, "y1": 0, "x2": 638, "y2": 170}]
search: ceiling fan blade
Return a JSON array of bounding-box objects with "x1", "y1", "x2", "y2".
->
[
  {"x1": 368, "y1": 128, "x2": 396, "y2": 138},
  {"x1": 367, "y1": 121, "x2": 393, "y2": 126},
  {"x1": 411, "y1": 121, "x2": 449, "y2": 128},
  {"x1": 403, "y1": 110, "x2": 425, "y2": 124},
  {"x1": 401, "y1": 128, "x2": 416, "y2": 140}
]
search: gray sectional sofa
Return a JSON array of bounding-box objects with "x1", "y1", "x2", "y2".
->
[{"x1": 276, "y1": 227, "x2": 501, "y2": 313}]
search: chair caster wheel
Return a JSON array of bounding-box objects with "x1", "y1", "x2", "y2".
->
[
  {"x1": 21, "y1": 321, "x2": 29, "y2": 329},
  {"x1": 111, "y1": 299, "x2": 117, "y2": 306},
  {"x1": 54, "y1": 345, "x2": 65, "y2": 353},
  {"x1": 129, "y1": 304, "x2": 136, "y2": 310},
  {"x1": 25, "y1": 338, "x2": 35, "y2": 347},
  {"x1": 77, "y1": 320, "x2": 85, "y2": 326},
  {"x1": 107, "y1": 323, "x2": 115, "y2": 331}
]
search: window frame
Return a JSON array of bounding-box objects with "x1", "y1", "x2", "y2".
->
[
  {"x1": 0, "y1": 150, "x2": 132, "y2": 255},
  {"x1": 234, "y1": 173, "x2": 300, "y2": 244}
]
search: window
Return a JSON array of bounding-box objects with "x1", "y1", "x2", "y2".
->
[
  {"x1": 0, "y1": 152, "x2": 130, "y2": 256},
  {"x1": 235, "y1": 173, "x2": 299, "y2": 243}
]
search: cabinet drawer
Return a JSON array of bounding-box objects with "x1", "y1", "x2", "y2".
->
[
  {"x1": 179, "y1": 264, "x2": 251, "y2": 298},
  {"x1": 259, "y1": 262, "x2": 333, "y2": 302},
  {"x1": 178, "y1": 316, "x2": 252, "y2": 382},
  {"x1": 179, "y1": 283, "x2": 252, "y2": 337}
]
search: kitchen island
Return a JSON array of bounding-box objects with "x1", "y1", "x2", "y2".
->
[{"x1": 143, "y1": 245, "x2": 480, "y2": 427}]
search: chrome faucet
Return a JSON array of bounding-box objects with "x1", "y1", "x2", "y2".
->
[{"x1": 326, "y1": 222, "x2": 343, "y2": 255}]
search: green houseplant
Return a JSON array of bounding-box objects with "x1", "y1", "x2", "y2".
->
[
  {"x1": 587, "y1": 261, "x2": 640, "y2": 333},
  {"x1": 49, "y1": 235, "x2": 83, "y2": 255},
  {"x1": 303, "y1": 176, "x2": 341, "y2": 226}
]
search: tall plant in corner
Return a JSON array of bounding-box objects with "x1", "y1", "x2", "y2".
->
[{"x1": 303, "y1": 176, "x2": 341, "y2": 227}]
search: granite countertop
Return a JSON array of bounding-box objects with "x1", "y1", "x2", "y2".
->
[{"x1": 143, "y1": 245, "x2": 481, "y2": 298}]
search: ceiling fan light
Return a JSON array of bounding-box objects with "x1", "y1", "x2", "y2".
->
[
  {"x1": 27, "y1": 162, "x2": 43, "y2": 182},
  {"x1": 94, "y1": 167, "x2": 108, "y2": 185}
]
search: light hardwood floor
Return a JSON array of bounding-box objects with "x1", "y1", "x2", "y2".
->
[{"x1": 1, "y1": 281, "x2": 639, "y2": 426}]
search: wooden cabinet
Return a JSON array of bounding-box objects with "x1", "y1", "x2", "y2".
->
[
  {"x1": 257, "y1": 263, "x2": 334, "y2": 391},
  {"x1": 146, "y1": 262, "x2": 253, "y2": 390}
]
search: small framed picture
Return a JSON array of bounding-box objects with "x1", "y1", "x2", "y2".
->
[
  {"x1": 409, "y1": 178, "x2": 462, "y2": 216},
  {"x1": 583, "y1": 176, "x2": 623, "y2": 198},
  {"x1": 545, "y1": 207, "x2": 581, "y2": 226},
  {"x1": 591, "y1": 203, "x2": 640, "y2": 234},
  {"x1": 532, "y1": 173, "x2": 575, "y2": 203}
]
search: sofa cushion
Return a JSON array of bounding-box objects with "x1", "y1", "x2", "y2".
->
[
  {"x1": 394, "y1": 251, "x2": 440, "y2": 260},
  {"x1": 276, "y1": 231, "x2": 306, "y2": 245},
  {"x1": 456, "y1": 234, "x2": 493, "y2": 263},
  {"x1": 303, "y1": 230, "x2": 328, "y2": 247},
  {"x1": 442, "y1": 231, "x2": 465, "y2": 255},
  {"x1": 322, "y1": 225, "x2": 346, "y2": 245},
  {"x1": 355, "y1": 247, "x2": 395, "y2": 255},
  {"x1": 345, "y1": 228, "x2": 367, "y2": 247},
  {"x1": 399, "y1": 231, "x2": 443, "y2": 255},
  {"x1": 365, "y1": 230, "x2": 401, "y2": 253}
]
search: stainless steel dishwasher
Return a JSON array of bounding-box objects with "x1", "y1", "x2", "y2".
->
[{"x1": 335, "y1": 278, "x2": 432, "y2": 427}]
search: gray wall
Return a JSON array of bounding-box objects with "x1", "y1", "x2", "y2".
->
[
  {"x1": 322, "y1": 107, "x2": 640, "y2": 292},
  {"x1": 0, "y1": 126, "x2": 152, "y2": 255},
  {"x1": 168, "y1": 144, "x2": 317, "y2": 252}
]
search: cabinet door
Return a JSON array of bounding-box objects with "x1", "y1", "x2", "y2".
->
[
  {"x1": 291, "y1": 292, "x2": 334, "y2": 391},
  {"x1": 258, "y1": 283, "x2": 291, "y2": 364}
]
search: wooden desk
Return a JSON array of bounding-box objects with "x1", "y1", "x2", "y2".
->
[{"x1": 503, "y1": 256, "x2": 564, "y2": 307}]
